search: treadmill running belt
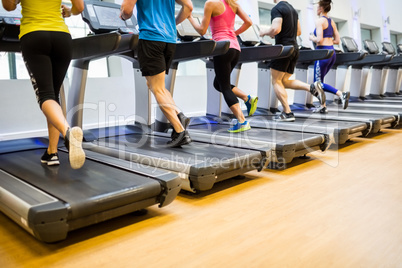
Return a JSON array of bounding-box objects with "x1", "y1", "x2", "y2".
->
[{"x1": 0, "y1": 149, "x2": 162, "y2": 219}]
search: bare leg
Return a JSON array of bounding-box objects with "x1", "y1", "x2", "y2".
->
[
  {"x1": 146, "y1": 72, "x2": 184, "y2": 133},
  {"x1": 41, "y1": 99, "x2": 69, "y2": 139},
  {"x1": 47, "y1": 120, "x2": 60, "y2": 154},
  {"x1": 271, "y1": 69, "x2": 292, "y2": 113},
  {"x1": 281, "y1": 73, "x2": 310, "y2": 92},
  {"x1": 229, "y1": 103, "x2": 246, "y2": 123},
  {"x1": 232, "y1": 86, "x2": 248, "y2": 102}
]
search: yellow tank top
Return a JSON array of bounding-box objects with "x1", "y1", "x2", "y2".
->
[{"x1": 19, "y1": 0, "x2": 70, "y2": 38}]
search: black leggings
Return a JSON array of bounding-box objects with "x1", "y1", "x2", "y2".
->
[
  {"x1": 213, "y1": 48, "x2": 240, "y2": 108},
  {"x1": 20, "y1": 31, "x2": 72, "y2": 108}
]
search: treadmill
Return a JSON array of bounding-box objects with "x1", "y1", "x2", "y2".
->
[
  {"x1": 324, "y1": 37, "x2": 402, "y2": 122},
  {"x1": 0, "y1": 6, "x2": 181, "y2": 243},
  {"x1": 289, "y1": 45, "x2": 397, "y2": 134},
  {"x1": 251, "y1": 43, "x2": 370, "y2": 144},
  {"x1": 197, "y1": 25, "x2": 361, "y2": 145},
  {"x1": 67, "y1": 1, "x2": 266, "y2": 193},
  {"x1": 175, "y1": 25, "x2": 332, "y2": 165},
  {"x1": 358, "y1": 40, "x2": 402, "y2": 104}
]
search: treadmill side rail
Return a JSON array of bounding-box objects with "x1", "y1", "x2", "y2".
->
[
  {"x1": 0, "y1": 170, "x2": 69, "y2": 243},
  {"x1": 156, "y1": 174, "x2": 182, "y2": 207}
]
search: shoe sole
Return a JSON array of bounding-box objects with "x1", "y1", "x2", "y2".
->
[
  {"x1": 69, "y1": 127, "x2": 85, "y2": 169},
  {"x1": 41, "y1": 160, "x2": 60, "y2": 166},
  {"x1": 248, "y1": 97, "x2": 258, "y2": 116},
  {"x1": 227, "y1": 125, "x2": 251, "y2": 133},
  {"x1": 343, "y1": 92, "x2": 350, "y2": 109},
  {"x1": 274, "y1": 118, "x2": 295, "y2": 122}
]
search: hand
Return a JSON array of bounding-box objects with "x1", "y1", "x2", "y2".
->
[
  {"x1": 309, "y1": 33, "x2": 316, "y2": 42},
  {"x1": 120, "y1": 9, "x2": 132, "y2": 21},
  {"x1": 61, "y1": 5, "x2": 72, "y2": 18},
  {"x1": 120, "y1": 1, "x2": 134, "y2": 22}
]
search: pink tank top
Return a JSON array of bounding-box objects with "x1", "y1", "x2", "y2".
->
[{"x1": 209, "y1": 0, "x2": 240, "y2": 51}]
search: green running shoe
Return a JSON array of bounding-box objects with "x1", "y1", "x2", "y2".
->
[
  {"x1": 228, "y1": 121, "x2": 251, "y2": 133},
  {"x1": 245, "y1": 95, "x2": 258, "y2": 116}
]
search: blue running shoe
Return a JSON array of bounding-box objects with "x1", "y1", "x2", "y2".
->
[
  {"x1": 228, "y1": 121, "x2": 251, "y2": 133},
  {"x1": 245, "y1": 95, "x2": 258, "y2": 116}
]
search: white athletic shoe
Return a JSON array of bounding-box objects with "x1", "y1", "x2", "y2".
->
[{"x1": 64, "y1": 127, "x2": 85, "y2": 169}]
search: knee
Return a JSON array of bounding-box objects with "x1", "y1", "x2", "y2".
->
[
  {"x1": 149, "y1": 85, "x2": 164, "y2": 95},
  {"x1": 213, "y1": 79, "x2": 222, "y2": 92},
  {"x1": 272, "y1": 80, "x2": 283, "y2": 88}
]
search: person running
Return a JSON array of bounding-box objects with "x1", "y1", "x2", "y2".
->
[
  {"x1": 260, "y1": 0, "x2": 326, "y2": 122},
  {"x1": 188, "y1": 0, "x2": 258, "y2": 132},
  {"x1": 309, "y1": 0, "x2": 350, "y2": 113},
  {"x1": 120, "y1": 0, "x2": 193, "y2": 146},
  {"x1": 2, "y1": 0, "x2": 86, "y2": 169}
]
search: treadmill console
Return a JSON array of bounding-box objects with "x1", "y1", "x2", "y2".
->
[
  {"x1": 0, "y1": 4, "x2": 22, "y2": 42},
  {"x1": 176, "y1": 17, "x2": 201, "y2": 41},
  {"x1": 237, "y1": 23, "x2": 262, "y2": 46},
  {"x1": 363, "y1": 39, "x2": 380, "y2": 54},
  {"x1": 341, "y1": 36, "x2": 359, "y2": 53},
  {"x1": 382, "y1": 42, "x2": 395, "y2": 55},
  {"x1": 82, "y1": 1, "x2": 138, "y2": 34},
  {"x1": 397, "y1": 44, "x2": 402, "y2": 55}
]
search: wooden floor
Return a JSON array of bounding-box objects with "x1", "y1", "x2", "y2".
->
[{"x1": 1, "y1": 128, "x2": 402, "y2": 268}]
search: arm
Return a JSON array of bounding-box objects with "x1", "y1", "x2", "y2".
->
[
  {"x1": 188, "y1": 1, "x2": 213, "y2": 36},
  {"x1": 297, "y1": 20, "x2": 301, "y2": 36},
  {"x1": 332, "y1": 20, "x2": 340, "y2": 44},
  {"x1": 234, "y1": 5, "x2": 252, "y2": 36},
  {"x1": 2, "y1": 0, "x2": 19, "y2": 11},
  {"x1": 61, "y1": 0, "x2": 84, "y2": 18},
  {"x1": 175, "y1": 0, "x2": 193, "y2": 25},
  {"x1": 120, "y1": 0, "x2": 137, "y2": 21},
  {"x1": 260, "y1": 17, "x2": 282, "y2": 38}
]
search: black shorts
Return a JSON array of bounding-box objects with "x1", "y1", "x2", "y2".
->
[
  {"x1": 137, "y1": 39, "x2": 176, "y2": 76},
  {"x1": 270, "y1": 46, "x2": 299, "y2": 74}
]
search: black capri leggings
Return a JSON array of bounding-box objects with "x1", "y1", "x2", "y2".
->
[
  {"x1": 213, "y1": 48, "x2": 240, "y2": 108},
  {"x1": 20, "y1": 31, "x2": 73, "y2": 108}
]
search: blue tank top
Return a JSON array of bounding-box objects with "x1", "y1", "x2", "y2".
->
[
  {"x1": 314, "y1": 16, "x2": 334, "y2": 38},
  {"x1": 136, "y1": 0, "x2": 177, "y2": 43}
]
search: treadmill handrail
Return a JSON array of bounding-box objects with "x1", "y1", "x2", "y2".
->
[
  {"x1": 334, "y1": 51, "x2": 367, "y2": 65},
  {"x1": 237, "y1": 45, "x2": 284, "y2": 63},
  {"x1": 343, "y1": 54, "x2": 390, "y2": 66},
  {"x1": 297, "y1": 49, "x2": 334, "y2": 62}
]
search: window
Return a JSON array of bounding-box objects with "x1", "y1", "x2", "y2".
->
[
  {"x1": 360, "y1": 28, "x2": 372, "y2": 50},
  {"x1": 390, "y1": 34, "x2": 397, "y2": 51},
  {"x1": 1, "y1": 1, "x2": 110, "y2": 80},
  {"x1": 258, "y1": 7, "x2": 274, "y2": 44},
  {"x1": 259, "y1": 7, "x2": 272, "y2": 26},
  {"x1": 190, "y1": 0, "x2": 207, "y2": 13}
]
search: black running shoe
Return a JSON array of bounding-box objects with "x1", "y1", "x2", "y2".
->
[
  {"x1": 310, "y1": 81, "x2": 326, "y2": 105},
  {"x1": 64, "y1": 127, "x2": 85, "y2": 169},
  {"x1": 171, "y1": 112, "x2": 191, "y2": 138},
  {"x1": 167, "y1": 130, "x2": 192, "y2": 148},
  {"x1": 41, "y1": 150, "x2": 60, "y2": 166},
  {"x1": 313, "y1": 106, "x2": 328, "y2": 114},
  {"x1": 340, "y1": 91, "x2": 350, "y2": 109},
  {"x1": 274, "y1": 112, "x2": 295, "y2": 122}
]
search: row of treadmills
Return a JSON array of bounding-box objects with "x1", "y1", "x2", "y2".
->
[{"x1": 0, "y1": 1, "x2": 401, "y2": 242}]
